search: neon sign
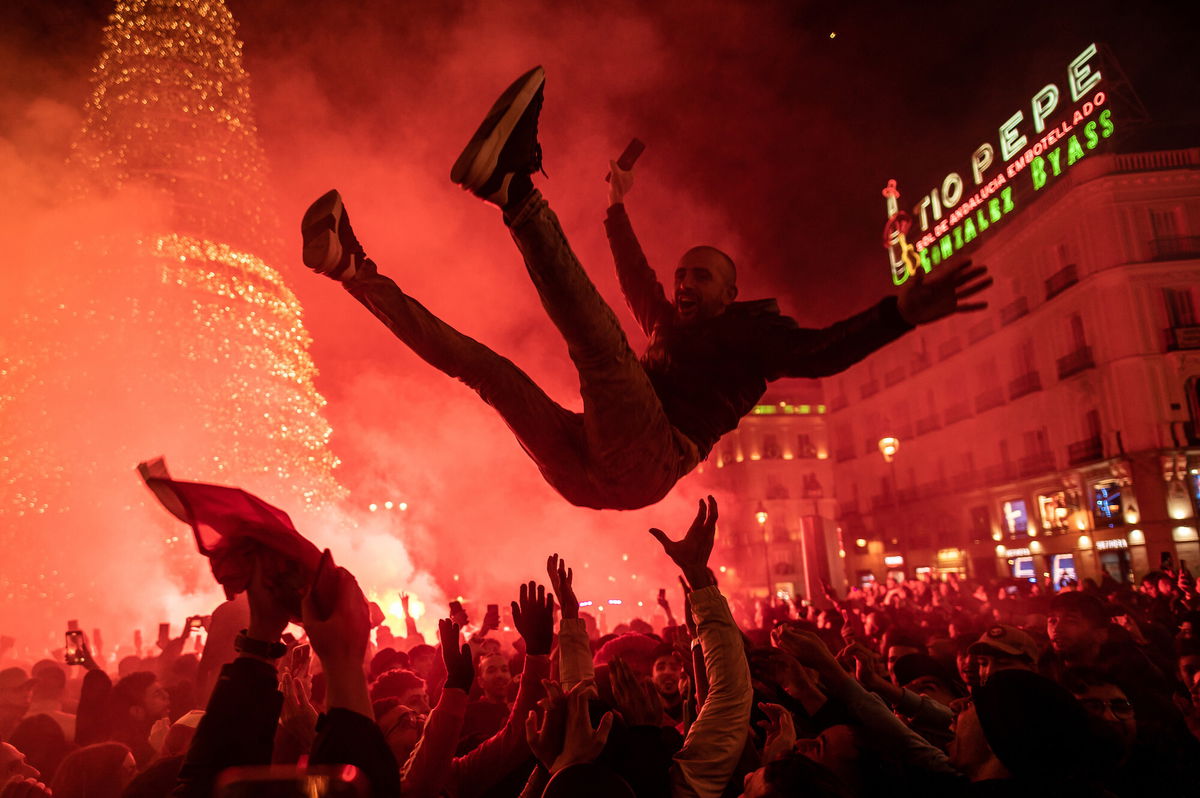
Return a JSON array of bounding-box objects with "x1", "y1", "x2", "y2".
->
[{"x1": 883, "y1": 43, "x2": 1118, "y2": 284}]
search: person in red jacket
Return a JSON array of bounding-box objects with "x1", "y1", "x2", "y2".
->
[{"x1": 301, "y1": 66, "x2": 991, "y2": 511}]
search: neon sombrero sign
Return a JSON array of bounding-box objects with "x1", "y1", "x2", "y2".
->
[{"x1": 883, "y1": 43, "x2": 1115, "y2": 285}]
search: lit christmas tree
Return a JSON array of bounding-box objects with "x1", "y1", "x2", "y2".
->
[{"x1": 0, "y1": 0, "x2": 344, "y2": 638}]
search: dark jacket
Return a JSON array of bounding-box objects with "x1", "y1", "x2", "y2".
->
[{"x1": 605, "y1": 204, "x2": 913, "y2": 456}]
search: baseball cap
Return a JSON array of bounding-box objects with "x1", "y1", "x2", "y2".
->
[{"x1": 968, "y1": 624, "x2": 1039, "y2": 663}]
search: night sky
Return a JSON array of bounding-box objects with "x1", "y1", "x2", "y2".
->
[{"x1": 5, "y1": 0, "x2": 1195, "y2": 318}]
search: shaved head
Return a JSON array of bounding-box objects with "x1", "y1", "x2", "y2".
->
[{"x1": 680, "y1": 245, "x2": 737, "y2": 285}]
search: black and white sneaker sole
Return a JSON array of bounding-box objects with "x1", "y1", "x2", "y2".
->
[
  {"x1": 450, "y1": 65, "x2": 545, "y2": 191},
  {"x1": 301, "y1": 189, "x2": 347, "y2": 276}
]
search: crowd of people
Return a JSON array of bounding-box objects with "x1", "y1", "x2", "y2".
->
[{"x1": 1, "y1": 495, "x2": 1199, "y2": 797}]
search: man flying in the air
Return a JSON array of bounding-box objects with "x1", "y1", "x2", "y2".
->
[{"x1": 300, "y1": 66, "x2": 991, "y2": 511}]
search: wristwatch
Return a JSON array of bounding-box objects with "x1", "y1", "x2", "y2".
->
[{"x1": 234, "y1": 630, "x2": 287, "y2": 660}]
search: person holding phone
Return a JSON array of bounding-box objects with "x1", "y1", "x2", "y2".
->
[{"x1": 301, "y1": 67, "x2": 992, "y2": 511}]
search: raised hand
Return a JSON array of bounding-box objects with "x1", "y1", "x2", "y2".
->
[
  {"x1": 608, "y1": 657, "x2": 663, "y2": 727},
  {"x1": 649, "y1": 496, "x2": 718, "y2": 588},
  {"x1": 525, "y1": 679, "x2": 568, "y2": 770},
  {"x1": 279, "y1": 667, "x2": 319, "y2": 749},
  {"x1": 547, "y1": 554, "x2": 579, "y2": 620},
  {"x1": 758, "y1": 702, "x2": 797, "y2": 763},
  {"x1": 897, "y1": 258, "x2": 992, "y2": 326},
  {"x1": 512, "y1": 581, "x2": 555, "y2": 656},
  {"x1": 301, "y1": 565, "x2": 373, "y2": 719},
  {"x1": 550, "y1": 681, "x2": 613, "y2": 774},
  {"x1": 771, "y1": 627, "x2": 842, "y2": 681},
  {"x1": 608, "y1": 160, "x2": 634, "y2": 206},
  {"x1": 246, "y1": 554, "x2": 297, "y2": 643},
  {"x1": 438, "y1": 619, "x2": 474, "y2": 691},
  {"x1": 301, "y1": 566, "x2": 370, "y2": 668}
]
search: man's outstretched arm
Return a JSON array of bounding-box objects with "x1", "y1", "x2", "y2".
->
[
  {"x1": 771, "y1": 259, "x2": 992, "y2": 378},
  {"x1": 604, "y1": 162, "x2": 674, "y2": 337}
]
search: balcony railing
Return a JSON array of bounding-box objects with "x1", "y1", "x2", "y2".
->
[
  {"x1": 983, "y1": 462, "x2": 1018, "y2": 484},
  {"x1": 884, "y1": 366, "x2": 907, "y2": 387},
  {"x1": 1044, "y1": 264, "x2": 1079, "y2": 300},
  {"x1": 968, "y1": 319, "x2": 994, "y2": 344},
  {"x1": 1008, "y1": 371, "x2": 1042, "y2": 400},
  {"x1": 1151, "y1": 235, "x2": 1200, "y2": 261},
  {"x1": 974, "y1": 386, "x2": 1007, "y2": 413},
  {"x1": 938, "y1": 338, "x2": 962, "y2": 361},
  {"x1": 944, "y1": 401, "x2": 973, "y2": 426},
  {"x1": 859, "y1": 380, "x2": 880, "y2": 399},
  {"x1": 1018, "y1": 450, "x2": 1057, "y2": 477},
  {"x1": 952, "y1": 470, "x2": 981, "y2": 491},
  {"x1": 1067, "y1": 436, "x2": 1104, "y2": 465},
  {"x1": 1057, "y1": 346, "x2": 1095, "y2": 379},
  {"x1": 830, "y1": 395, "x2": 848, "y2": 412},
  {"x1": 915, "y1": 413, "x2": 942, "y2": 435},
  {"x1": 1000, "y1": 297, "x2": 1029, "y2": 326},
  {"x1": 909, "y1": 353, "x2": 932, "y2": 376},
  {"x1": 1167, "y1": 326, "x2": 1200, "y2": 351}
]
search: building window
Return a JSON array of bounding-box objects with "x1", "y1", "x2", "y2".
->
[
  {"x1": 1038, "y1": 492, "x2": 1072, "y2": 534},
  {"x1": 1092, "y1": 480, "x2": 1124, "y2": 528},
  {"x1": 1003, "y1": 499, "x2": 1029, "y2": 539},
  {"x1": 1150, "y1": 207, "x2": 1180, "y2": 239},
  {"x1": 1164, "y1": 288, "x2": 1197, "y2": 327},
  {"x1": 803, "y1": 473, "x2": 823, "y2": 498},
  {"x1": 773, "y1": 561, "x2": 795, "y2": 575},
  {"x1": 1068, "y1": 314, "x2": 1088, "y2": 349},
  {"x1": 761, "y1": 434, "x2": 781, "y2": 459},
  {"x1": 970, "y1": 506, "x2": 992, "y2": 545},
  {"x1": 796, "y1": 434, "x2": 817, "y2": 458},
  {"x1": 765, "y1": 477, "x2": 790, "y2": 500}
]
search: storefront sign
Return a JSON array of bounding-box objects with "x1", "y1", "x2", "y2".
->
[
  {"x1": 884, "y1": 555, "x2": 905, "y2": 567},
  {"x1": 882, "y1": 43, "x2": 1119, "y2": 284},
  {"x1": 1004, "y1": 547, "x2": 1032, "y2": 558},
  {"x1": 1095, "y1": 538, "x2": 1128, "y2": 551}
]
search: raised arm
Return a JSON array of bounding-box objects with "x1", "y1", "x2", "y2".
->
[
  {"x1": 604, "y1": 163, "x2": 674, "y2": 337},
  {"x1": 768, "y1": 258, "x2": 992, "y2": 379},
  {"x1": 547, "y1": 554, "x2": 594, "y2": 689},
  {"x1": 648, "y1": 497, "x2": 752, "y2": 798}
]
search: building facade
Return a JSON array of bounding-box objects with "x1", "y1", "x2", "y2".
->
[
  {"x1": 697, "y1": 385, "x2": 845, "y2": 602},
  {"x1": 825, "y1": 145, "x2": 1200, "y2": 589}
]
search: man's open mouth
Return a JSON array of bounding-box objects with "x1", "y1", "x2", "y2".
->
[{"x1": 677, "y1": 295, "x2": 698, "y2": 313}]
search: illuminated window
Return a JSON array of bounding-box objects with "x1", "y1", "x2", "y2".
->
[
  {"x1": 1092, "y1": 480, "x2": 1124, "y2": 528},
  {"x1": 1003, "y1": 499, "x2": 1029, "y2": 538}
]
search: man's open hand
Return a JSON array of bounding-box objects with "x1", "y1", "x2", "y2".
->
[
  {"x1": 897, "y1": 258, "x2": 992, "y2": 326},
  {"x1": 547, "y1": 554, "x2": 579, "y2": 620},
  {"x1": 439, "y1": 619, "x2": 474, "y2": 691},
  {"x1": 512, "y1": 581, "x2": 555, "y2": 656},
  {"x1": 649, "y1": 496, "x2": 718, "y2": 589}
]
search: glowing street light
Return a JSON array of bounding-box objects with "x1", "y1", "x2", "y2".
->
[
  {"x1": 878, "y1": 436, "x2": 900, "y2": 463},
  {"x1": 756, "y1": 502, "x2": 771, "y2": 600}
]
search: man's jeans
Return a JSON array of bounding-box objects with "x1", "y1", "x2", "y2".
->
[{"x1": 343, "y1": 191, "x2": 698, "y2": 510}]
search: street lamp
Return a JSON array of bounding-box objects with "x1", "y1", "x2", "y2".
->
[
  {"x1": 756, "y1": 502, "x2": 771, "y2": 600},
  {"x1": 878, "y1": 436, "x2": 900, "y2": 463}
]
